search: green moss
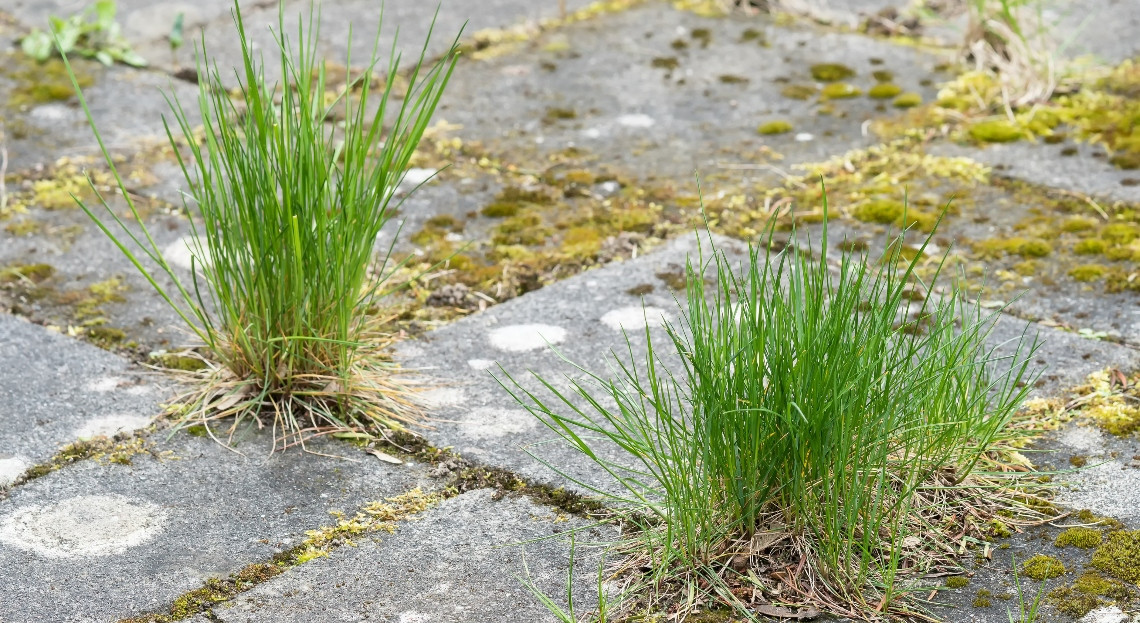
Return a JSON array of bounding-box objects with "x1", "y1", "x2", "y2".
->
[
  {"x1": 852, "y1": 199, "x2": 936, "y2": 231},
  {"x1": 7, "y1": 58, "x2": 95, "y2": 109},
  {"x1": 973, "y1": 589, "x2": 992, "y2": 607},
  {"x1": 740, "y1": 28, "x2": 765, "y2": 43},
  {"x1": 626, "y1": 283, "x2": 654, "y2": 296},
  {"x1": 1022, "y1": 554, "x2": 1066, "y2": 580},
  {"x1": 1071, "y1": 455, "x2": 1088, "y2": 467},
  {"x1": 1017, "y1": 239, "x2": 1052, "y2": 257},
  {"x1": 988, "y1": 519, "x2": 1012, "y2": 539},
  {"x1": 1075, "y1": 238, "x2": 1107, "y2": 254},
  {"x1": 719, "y1": 74, "x2": 749, "y2": 85},
  {"x1": 493, "y1": 213, "x2": 551, "y2": 246},
  {"x1": 1077, "y1": 509, "x2": 1126, "y2": 531},
  {"x1": 560, "y1": 227, "x2": 603, "y2": 258},
  {"x1": 1069, "y1": 264, "x2": 1106, "y2": 282},
  {"x1": 1048, "y1": 587, "x2": 1102, "y2": 618},
  {"x1": 185, "y1": 425, "x2": 209, "y2": 437},
  {"x1": 4, "y1": 219, "x2": 41, "y2": 236},
  {"x1": 1056, "y1": 527, "x2": 1103, "y2": 548},
  {"x1": 481, "y1": 202, "x2": 520, "y2": 218},
  {"x1": 969, "y1": 119, "x2": 1024, "y2": 143},
  {"x1": 544, "y1": 107, "x2": 577, "y2": 122},
  {"x1": 1105, "y1": 246, "x2": 1135, "y2": 261},
  {"x1": 820, "y1": 82, "x2": 861, "y2": 99},
  {"x1": 1101, "y1": 223, "x2": 1139, "y2": 244},
  {"x1": 0, "y1": 263, "x2": 55, "y2": 283},
  {"x1": 893, "y1": 92, "x2": 923, "y2": 109},
  {"x1": 1086, "y1": 402, "x2": 1140, "y2": 436},
  {"x1": 945, "y1": 576, "x2": 969, "y2": 588},
  {"x1": 871, "y1": 69, "x2": 894, "y2": 83},
  {"x1": 1092, "y1": 531, "x2": 1140, "y2": 583},
  {"x1": 670, "y1": 38, "x2": 688, "y2": 50},
  {"x1": 425, "y1": 214, "x2": 464, "y2": 231},
  {"x1": 810, "y1": 63, "x2": 855, "y2": 82},
  {"x1": 87, "y1": 326, "x2": 126, "y2": 346},
  {"x1": 1013, "y1": 260, "x2": 1038, "y2": 276},
  {"x1": 1062, "y1": 217, "x2": 1097, "y2": 232},
  {"x1": 1111, "y1": 151, "x2": 1140, "y2": 170},
  {"x1": 757, "y1": 120, "x2": 793, "y2": 135},
  {"x1": 868, "y1": 83, "x2": 902, "y2": 99},
  {"x1": 651, "y1": 57, "x2": 679, "y2": 71},
  {"x1": 690, "y1": 28, "x2": 711, "y2": 46},
  {"x1": 781, "y1": 84, "x2": 817, "y2": 100},
  {"x1": 151, "y1": 352, "x2": 209, "y2": 372}
]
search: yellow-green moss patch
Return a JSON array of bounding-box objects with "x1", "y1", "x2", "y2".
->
[
  {"x1": 1091, "y1": 531, "x2": 1140, "y2": 583},
  {"x1": 1017, "y1": 239, "x2": 1052, "y2": 257},
  {"x1": 969, "y1": 119, "x2": 1023, "y2": 144},
  {"x1": 758, "y1": 120, "x2": 793, "y2": 135},
  {"x1": 945, "y1": 576, "x2": 969, "y2": 588},
  {"x1": 820, "y1": 82, "x2": 861, "y2": 99},
  {"x1": 0, "y1": 263, "x2": 55, "y2": 283},
  {"x1": 1069, "y1": 264, "x2": 1106, "y2": 282},
  {"x1": 893, "y1": 92, "x2": 922, "y2": 109},
  {"x1": 1022, "y1": 554, "x2": 1065, "y2": 580},
  {"x1": 781, "y1": 84, "x2": 817, "y2": 100},
  {"x1": 868, "y1": 83, "x2": 902, "y2": 99},
  {"x1": 1055, "y1": 527, "x2": 1103, "y2": 549},
  {"x1": 1102, "y1": 223, "x2": 1139, "y2": 244},
  {"x1": 1075, "y1": 239, "x2": 1107, "y2": 254},
  {"x1": 1062, "y1": 217, "x2": 1097, "y2": 233},
  {"x1": 810, "y1": 63, "x2": 855, "y2": 82},
  {"x1": 871, "y1": 70, "x2": 894, "y2": 83}
]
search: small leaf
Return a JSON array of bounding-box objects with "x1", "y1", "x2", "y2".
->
[
  {"x1": 119, "y1": 50, "x2": 148, "y2": 67},
  {"x1": 169, "y1": 12, "x2": 184, "y2": 50},
  {"x1": 20, "y1": 30, "x2": 53, "y2": 61},
  {"x1": 95, "y1": 50, "x2": 113, "y2": 66},
  {"x1": 94, "y1": 0, "x2": 116, "y2": 28},
  {"x1": 366, "y1": 448, "x2": 403, "y2": 464}
]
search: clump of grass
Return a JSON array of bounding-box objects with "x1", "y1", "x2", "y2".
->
[
  {"x1": 60, "y1": 2, "x2": 458, "y2": 449},
  {"x1": 500, "y1": 201, "x2": 1039, "y2": 619}
]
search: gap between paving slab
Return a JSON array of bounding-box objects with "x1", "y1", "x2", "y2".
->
[
  {"x1": 208, "y1": 488, "x2": 613, "y2": 623},
  {"x1": 0, "y1": 431, "x2": 431, "y2": 623}
]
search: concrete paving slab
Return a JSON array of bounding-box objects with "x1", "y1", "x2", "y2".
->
[
  {"x1": 432, "y1": 2, "x2": 950, "y2": 183},
  {"x1": 0, "y1": 431, "x2": 430, "y2": 623},
  {"x1": 399, "y1": 231, "x2": 1140, "y2": 496},
  {"x1": 210, "y1": 488, "x2": 613, "y2": 623},
  {"x1": 0, "y1": 313, "x2": 163, "y2": 484}
]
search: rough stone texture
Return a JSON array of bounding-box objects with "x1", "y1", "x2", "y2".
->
[
  {"x1": 0, "y1": 432, "x2": 430, "y2": 623},
  {"x1": 0, "y1": 313, "x2": 162, "y2": 478},
  {"x1": 211, "y1": 489, "x2": 613, "y2": 623}
]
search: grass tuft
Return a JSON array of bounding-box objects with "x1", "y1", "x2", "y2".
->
[
  {"x1": 499, "y1": 200, "x2": 1041, "y2": 619},
  {"x1": 60, "y1": 2, "x2": 459, "y2": 449}
]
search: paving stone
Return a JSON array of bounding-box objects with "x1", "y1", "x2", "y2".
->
[
  {"x1": 432, "y1": 2, "x2": 949, "y2": 183},
  {"x1": 0, "y1": 431, "x2": 430, "y2": 623},
  {"x1": 210, "y1": 488, "x2": 613, "y2": 623},
  {"x1": 130, "y1": 0, "x2": 602, "y2": 79},
  {"x1": 0, "y1": 313, "x2": 162, "y2": 483},
  {"x1": 399, "y1": 231, "x2": 1140, "y2": 495}
]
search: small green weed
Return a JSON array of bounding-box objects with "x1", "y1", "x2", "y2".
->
[
  {"x1": 61, "y1": 2, "x2": 459, "y2": 448},
  {"x1": 22, "y1": 0, "x2": 146, "y2": 66}
]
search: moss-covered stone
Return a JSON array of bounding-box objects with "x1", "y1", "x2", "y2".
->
[
  {"x1": 1022, "y1": 554, "x2": 1066, "y2": 580},
  {"x1": 868, "y1": 83, "x2": 902, "y2": 99},
  {"x1": 969, "y1": 119, "x2": 1023, "y2": 143},
  {"x1": 1056, "y1": 527, "x2": 1103, "y2": 549},
  {"x1": 810, "y1": 63, "x2": 855, "y2": 82},
  {"x1": 1069, "y1": 264, "x2": 1106, "y2": 282},
  {"x1": 757, "y1": 120, "x2": 793, "y2": 135},
  {"x1": 820, "y1": 82, "x2": 861, "y2": 99}
]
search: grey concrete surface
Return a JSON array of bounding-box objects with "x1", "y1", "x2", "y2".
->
[
  {"x1": 211, "y1": 489, "x2": 615, "y2": 623},
  {"x1": 0, "y1": 313, "x2": 163, "y2": 485},
  {"x1": 0, "y1": 431, "x2": 431, "y2": 623}
]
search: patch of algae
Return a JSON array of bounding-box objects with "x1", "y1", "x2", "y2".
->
[
  {"x1": 1021, "y1": 554, "x2": 1065, "y2": 580},
  {"x1": 1066, "y1": 369, "x2": 1140, "y2": 437},
  {"x1": 459, "y1": 0, "x2": 647, "y2": 61},
  {"x1": 1048, "y1": 571, "x2": 1134, "y2": 618}
]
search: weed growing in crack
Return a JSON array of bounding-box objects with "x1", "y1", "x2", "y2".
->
[
  {"x1": 59, "y1": 2, "x2": 459, "y2": 449},
  {"x1": 499, "y1": 201, "x2": 1041, "y2": 620}
]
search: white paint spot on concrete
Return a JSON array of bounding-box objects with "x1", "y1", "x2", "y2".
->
[
  {"x1": 162, "y1": 236, "x2": 208, "y2": 271},
  {"x1": 1057, "y1": 424, "x2": 1106, "y2": 454},
  {"x1": 75, "y1": 414, "x2": 152, "y2": 440},
  {"x1": 419, "y1": 388, "x2": 465, "y2": 410},
  {"x1": 601, "y1": 306, "x2": 671, "y2": 332},
  {"x1": 794, "y1": 132, "x2": 814, "y2": 142},
  {"x1": 0, "y1": 494, "x2": 167, "y2": 558},
  {"x1": 400, "y1": 168, "x2": 437, "y2": 189},
  {"x1": 617, "y1": 114, "x2": 655, "y2": 128},
  {"x1": 488, "y1": 324, "x2": 567, "y2": 353},
  {"x1": 463, "y1": 406, "x2": 536, "y2": 439},
  {"x1": 1079, "y1": 606, "x2": 1127, "y2": 623},
  {"x1": 583, "y1": 127, "x2": 602, "y2": 139},
  {"x1": 85, "y1": 376, "x2": 122, "y2": 393},
  {"x1": 0, "y1": 457, "x2": 29, "y2": 487},
  {"x1": 467, "y1": 359, "x2": 495, "y2": 371}
]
